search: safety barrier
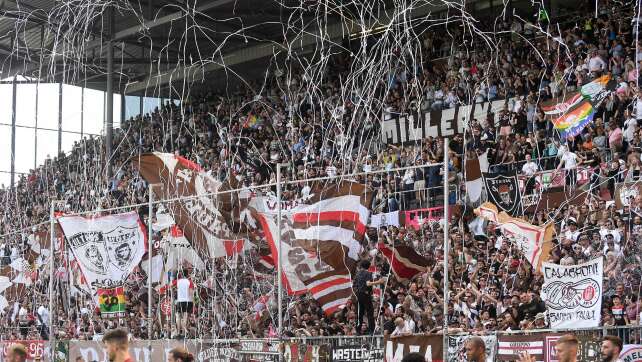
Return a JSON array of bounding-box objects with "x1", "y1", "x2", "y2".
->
[{"x1": 2, "y1": 325, "x2": 641, "y2": 361}]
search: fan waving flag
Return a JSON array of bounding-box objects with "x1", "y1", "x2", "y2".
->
[
  {"x1": 252, "y1": 182, "x2": 372, "y2": 315},
  {"x1": 377, "y1": 242, "x2": 430, "y2": 281},
  {"x1": 134, "y1": 152, "x2": 247, "y2": 258}
]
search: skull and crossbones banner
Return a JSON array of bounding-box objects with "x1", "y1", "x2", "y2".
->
[
  {"x1": 57, "y1": 211, "x2": 147, "y2": 300},
  {"x1": 483, "y1": 171, "x2": 522, "y2": 216}
]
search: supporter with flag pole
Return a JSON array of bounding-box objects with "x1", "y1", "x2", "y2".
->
[{"x1": 353, "y1": 259, "x2": 386, "y2": 335}]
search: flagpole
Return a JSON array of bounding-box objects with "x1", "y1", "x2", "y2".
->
[
  {"x1": 276, "y1": 163, "x2": 285, "y2": 336},
  {"x1": 49, "y1": 202, "x2": 56, "y2": 355},
  {"x1": 148, "y1": 184, "x2": 154, "y2": 341},
  {"x1": 442, "y1": 138, "x2": 449, "y2": 362}
]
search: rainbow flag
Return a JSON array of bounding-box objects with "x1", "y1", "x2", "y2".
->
[
  {"x1": 243, "y1": 114, "x2": 263, "y2": 129},
  {"x1": 552, "y1": 100, "x2": 595, "y2": 138},
  {"x1": 98, "y1": 286, "x2": 126, "y2": 317}
]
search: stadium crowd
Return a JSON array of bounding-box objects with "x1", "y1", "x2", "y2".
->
[{"x1": 1, "y1": 0, "x2": 642, "y2": 344}]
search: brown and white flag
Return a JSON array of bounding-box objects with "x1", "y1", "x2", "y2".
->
[
  {"x1": 476, "y1": 202, "x2": 555, "y2": 272},
  {"x1": 464, "y1": 150, "x2": 488, "y2": 204},
  {"x1": 134, "y1": 152, "x2": 247, "y2": 258},
  {"x1": 252, "y1": 181, "x2": 372, "y2": 315},
  {"x1": 377, "y1": 242, "x2": 430, "y2": 281},
  {"x1": 0, "y1": 226, "x2": 55, "y2": 311}
]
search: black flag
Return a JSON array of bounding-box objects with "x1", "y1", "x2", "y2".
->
[{"x1": 483, "y1": 170, "x2": 523, "y2": 216}]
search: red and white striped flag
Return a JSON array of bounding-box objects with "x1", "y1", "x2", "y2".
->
[
  {"x1": 377, "y1": 242, "x2": 430, "y2": 281},
  {"x1": 253, "y1": 182, "x2": 372, "y2": 315}
]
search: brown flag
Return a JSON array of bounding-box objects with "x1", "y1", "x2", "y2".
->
[{"x1": 134, "y1": 152, "x2": 246, "y2": 258}]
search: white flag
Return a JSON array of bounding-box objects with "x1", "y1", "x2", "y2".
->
[
  {"x1": 58, "y1": 211, "x2": 147, "y2": 291},
  {"x1": 541, "y1": 258, "x2": 603, "y2": 329}
]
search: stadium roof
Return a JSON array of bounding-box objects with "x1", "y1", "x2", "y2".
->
[{"x1": 0, "y1": 0, "x2": 477, "y2": 96}]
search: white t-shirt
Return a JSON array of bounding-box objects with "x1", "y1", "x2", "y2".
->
[
  {"x1": 391, "y1": 322, "x2": 413, "y2": 336},
  {"x1": 175, "y1": 278, "x2": 194, "y2": 302},
  {"x1": 588, "y1": 56, "x2": 606, "y2": 72},
  {"x1": 522, "y1": 161, "x2": 538, "y2": 176},
  {"x1": 624, "y1": 117, "x2": 638, "y2": 142},
  {"x1": 561, "y1": 152, "x2": 579, "y2": 170},
  {"x1": 635, "y1": 99, "x2": 642, "y2": 120},
  {"x1": 37, "y1": 306, "x2": 49, "y2": 326}
]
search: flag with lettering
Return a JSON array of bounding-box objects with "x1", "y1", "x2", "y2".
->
[
  {"x1": 252, "y1": 181, "x2": 372, "y2": 315},
  {"x1": 134, "y1": 152, "x2": 247, "y2": 258},
  {"x1": 57, "y1": 211, "x2": 147, "y2": 301},
  {"x1": 541, "y1": 258, "x2": 603, "y2": 329}
]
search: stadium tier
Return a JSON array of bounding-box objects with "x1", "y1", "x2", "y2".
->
[{"x1": 1, "y1": 0, "x2": 642, "y2": 361}]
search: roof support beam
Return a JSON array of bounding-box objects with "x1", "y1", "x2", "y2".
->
[{"x1": 113, "y1": 0, "x2": 237, "y2": 41}]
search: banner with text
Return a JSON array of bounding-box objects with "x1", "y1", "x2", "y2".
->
[
  {"x1": 542, "y1": 258, "x2": 603, "y2": 329},
  {"x1": 620, "y1": 344, "x2": 642, "y2": 362},
  {"x1": 381, "y1": 99, "x2": 509, "y2": 144},
  {"x1": 330, "y1": 341, "x2": 383, "y2": 362},
  {"x1": 384, "y1": 335, "x2": 443, "y2": 362}
]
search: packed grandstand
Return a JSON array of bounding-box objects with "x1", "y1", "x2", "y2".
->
[{"x1": 1, "y1": 0, "x2": 642, "y2": 360}]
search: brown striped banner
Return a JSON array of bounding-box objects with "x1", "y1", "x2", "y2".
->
[{"x1": 498, "y1": 334, "x2": 545, "y2": 362}]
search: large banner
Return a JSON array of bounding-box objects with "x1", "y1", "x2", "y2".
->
[
  {"x1": 381, "y1": 99, "x2": 509, "y2": 144},
  {"x1": 384, "y1": 335, "x2": 443, "y2": 362},
  {"x1": 58, "y1": 211, "x2": 147, "y2": 292},
  {"x1": 447, "y1": 335, "x2": 496, "y2": 362},
  {"x1": 542, "y1": 258, "x2": 603, "y2": 329},
  {"x1": 253, "y1": 182, "x2": 371, "y2": 315},
  {"x1": 135, "y1": 152, "x2": 247, "y2": 259}
]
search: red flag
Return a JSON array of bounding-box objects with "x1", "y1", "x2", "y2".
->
[{"x1": 377, "y1": 242, "x2": 430, "y2": 281}]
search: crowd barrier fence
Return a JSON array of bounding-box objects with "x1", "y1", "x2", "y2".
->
[{"x1": 2, "y1": 325, "x2": 641, "y2": 361}]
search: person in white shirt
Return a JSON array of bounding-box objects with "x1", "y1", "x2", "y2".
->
[
  {"x1": 391, "y1": 317, "x2": 412, "y2": 336},
  {"x1": 172, "y1": 271, "x2": 195, "y2": 338},
  {"x1": 623, "y1": 110, "x2": 638, "y2": 143},
  {"x1": 521, "y1": 154, "x2": 539, "y2": 194},
  {"x1": 588, "y1": 50, "x2": 607, "y2": 74},
  {"x1": 557, "y1": 150, "x2": 584, "y2": 188}
]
